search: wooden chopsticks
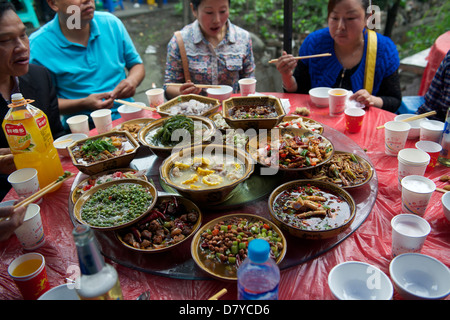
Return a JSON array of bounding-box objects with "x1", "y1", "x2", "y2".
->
[
  {"x1": 436, "y1": 187, "x2": 448, "y2": 193},
  {"x1": 165, "y1": 83, "x2": 222, "y2": 89},
  {"x1": 208, "y1": 288, "x2": 227, "y2": 300},
  {"x1": 114, "y1": 99, "x2": 157, "y2": 112},
  {"x1": 13, "y1": 172, "x2": 74, "y2": 209},
  {"x1": 376, "y1": 111, "x2": 437, "y2": 130},
  {"x1": 268, "y1": 53, "x2": 332, "y2": 64}
]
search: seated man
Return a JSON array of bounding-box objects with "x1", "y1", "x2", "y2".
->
[
  {"x1": 29, "y1": 0, "x2": 145, "y2": 129},
  {"x1": 0, "y1": 1, "x2": 65, "y2": 200},
  {"x1": 416, "y1": 50, "x2": 450, "y2": 122}
]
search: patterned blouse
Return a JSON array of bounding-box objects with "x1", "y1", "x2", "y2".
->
[{"x1": 164, "y1": 20, "x2": 255, "y2": 93}]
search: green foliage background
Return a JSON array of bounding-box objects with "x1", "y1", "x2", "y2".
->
[{"x1": 177, "y1": 0, "x2": 450, "y2": 58}]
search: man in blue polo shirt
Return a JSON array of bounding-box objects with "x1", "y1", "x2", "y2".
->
[{"x1": 29, "y1": 0, "x2": 145, "y2": 129}]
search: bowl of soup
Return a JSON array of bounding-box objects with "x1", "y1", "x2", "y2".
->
[
  {"x1": 160, "y1": 144, "x2": 254, "y2": 205},
  {"x1": 222, "y1": 96, "x2": 286, "y2": 130},
  {"x1": 268, "y1": 179, "x2": 356, "y2": 239},
  {"x1": 68, "y1": 131, "x2": 139, "y2": 175},
  {"x1": 138, "y1": 115, "x2": 216, "y2": 158}
]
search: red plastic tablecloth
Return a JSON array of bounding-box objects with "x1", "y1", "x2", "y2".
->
[
  {"x1": 1, "y1": 93, "x2": 449, "y2": 300},
  {"x1": 418, "y1": 31, "x2": 450, "y2": 96}
]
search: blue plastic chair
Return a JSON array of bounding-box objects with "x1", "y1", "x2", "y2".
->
[
  {"x1": 12, "y1": 0, "x2": 40, "y2": 28},
  {"x1": 102, "y1": 0, "x2": 124, "y2": 12},
  {"x1": 396, "y1": 96, "x2": 425, "y2": 115}
]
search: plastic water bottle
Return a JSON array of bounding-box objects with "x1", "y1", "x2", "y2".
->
[
  {"x1": 237, "y1": 239, "x2": 280, "y2": 300},
  {"x1": 438, "y1": 108, "x2": 450, "y2": 167}
]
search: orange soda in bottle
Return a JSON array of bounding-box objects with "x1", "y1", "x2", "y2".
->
[{"x1": 2, "y1": 93, "x2": 64, "y2": 188}]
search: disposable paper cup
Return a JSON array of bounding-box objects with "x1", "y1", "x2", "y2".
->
[
  {"x1": 344, "y1": 107, "x2": 365, "y2": 133},
  {"x1": 66, "y1": 115, "x2": 89, "y2": 135},
  {"x1": 401, "y1": 175, "x2": 436, "y2": 216},
  {"x1": 8, "y1": 252, "x2": 50, "y2": 300},
  {"x1": 397, "y1": 148, "x2": 430, "y2": 190},
  {"x1": 328, "y1": 88, "x2": 348, "y2": 116},
  {"x1": 7, "y1": 168, "x2": 40, "y2": 201},
  {"x1": 391, "y1": 214, "x2": 431, "y2": 257},
  {"x1": 384, "y1": 121, "x2": 411, "y2": 156},
  {"x1": 420, "y1": 120, "x2": 445, "y2": 143},
  {"x1": 118, "y1": 103, "x2": 145, "y2": 121},
  {"x1": 14, "y1": 203, "x2": 45, "y2": 250},
  {"x1": 146, "y1": 88, "x2": 165, "y2": 108},
  {"x1": 238, "y1": 78, "x2": 257, "y2": 96},
  {"x1": 415, "y1": 140, "x2": 442, "y2": 172},
  {"x1": 91, "y1": 109, "x2": 113, "y2": 134}
]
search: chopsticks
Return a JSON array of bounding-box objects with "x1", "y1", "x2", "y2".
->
[
  {"x1": 208, "y1": 288, "x2": 227, "y2": 300},
  {"x1": 436, "y1": 187, "x2": 448, "y2": 193},
  {"x1": 114, "y1": 99, "x2": 157, "y2": 112},
  {"x1": 13, "y1": 172, "x2": 74, "y2": 209},
  {"x1": 268, "y1": 53, "x2": 332, "y2": 64},
  {"x1": 0, "y1": 154, "x2": 12, "y2": 160},
  {"x1": 376, "y1": 111, "x2": 437, "y2": 130},
  {"x1": 165, "y1": 83, "x2": 222, "y2": 89}
]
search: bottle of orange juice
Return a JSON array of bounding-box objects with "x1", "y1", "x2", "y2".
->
[{"x1": 2, "y1": 93, "x2": 63, "y2": 188}]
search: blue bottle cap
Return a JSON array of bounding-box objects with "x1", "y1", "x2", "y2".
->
[{"x1": 248, "y1": 239, "x2": 270, "y2": 263}]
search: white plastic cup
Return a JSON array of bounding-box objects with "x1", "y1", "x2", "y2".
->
[
  {"x1": 66, "y1": 115, "x2": 90, "y2": 136},
  {"x1": 14, "y1": 203, "x2": 45, "y2": 250},
  {"x1": 117, "y1": 103, "x2": 145, "y2": 121},
  {"x1": 391, "y1": 213, "x2": 431, "y2": 257},
  {"x1": 238, "y1": 78, "x2": 257, "y2": 96},
  {"x1": 397, "y1": 148, "x2": 430, "y2": 190},
  {"x1": 420, "y1": 120, "x2": 445, "y2": 143},
  {"x1": 146, "y1": 88, "x2": 165, "y2": 108},
  {"x1": 401, "y1": 175, "x2": 436, "y2": 216},
  {"x1": 7, "y1": 168, "x2": 40, "y2": 202},
  {"x1": 328, "y1": 88, "x2": 348, "y2": 116},
  {"x1": 91, "y1": 109, "x2": 113, "y2": 134},
  {"x1": 384, "y1": 121, "x2": 411, "y2": 156}
]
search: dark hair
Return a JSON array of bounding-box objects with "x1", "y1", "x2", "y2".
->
[
  {"x1": 327, "y1": 0, "x2": 370, "y2": 17},
  {"x1": 191, "y1": 0, "x2": 231, "y2": 11},
  {"x1": 0, "y1": 0, "x2": 15, "y2": 20}
]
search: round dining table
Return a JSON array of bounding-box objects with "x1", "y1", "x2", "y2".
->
[{"x1": 1, "y1": 93, "x2": 449, "y2": 301}]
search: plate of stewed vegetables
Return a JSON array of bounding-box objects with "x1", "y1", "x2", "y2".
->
[
  {"x1": 73, "y1": 178, "x2": 158, "y2": 230},
  {"x1": 246, "y1": 127, "x2": 334, "y2": 171},
  {"x1": 191, "y1": 213, "x2": 287, "y2": 281},
  {"x1": 116, "y1": 195, "x2": 202, "y2": 253}
]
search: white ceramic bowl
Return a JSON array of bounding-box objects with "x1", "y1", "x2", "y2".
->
[
  {"x1": 394, "y1": 113, "x2": 428, "y2": 139},
  {"x1": 206, "y1": 85, "x2": 233, "y2": 102},
  {"x1": 442, "y1": 191, "x2": 450, "y2": 222},
  {"x1": 309, "y1": 87, "x2": 331, "y2": 107},
  {"x1": 328, "y1": 261, "x2": 393, "y2": 300},
  {"x1": 54, "y1": 133, "x2": 88, "y2": 158},
  {"x1": 118, "y1": 103, "x2": 146, "y2": 121},
  {"x1": 38, "y1": 283, "x2": 80, "y2": 300},
  {"x1": 390, "y1": 253, "x2": 450, "y2": 300}
]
